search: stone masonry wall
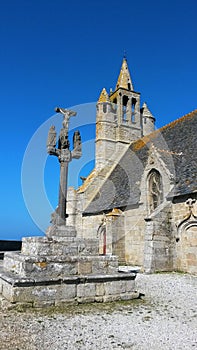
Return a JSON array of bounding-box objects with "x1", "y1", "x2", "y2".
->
[
  {"x1": 171, "y1": 197, "x2": 197, "y2": 274},
  {"x1": 124, "y1": 206, "x2": 146, "y2": 268}
]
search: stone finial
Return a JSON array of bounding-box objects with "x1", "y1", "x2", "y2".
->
[
  {"x1": 185, "y1": 198, "x2": 196, "y2": 213},
  {"x1": 98, "y1": 88, "x2": 110, "y2": 103},
  {"x1": 115, "y1": 58, "x2": 134, "y2": 91},
  {"x1": 142, "y1": 102, "x2": 154, "y2": 119}
]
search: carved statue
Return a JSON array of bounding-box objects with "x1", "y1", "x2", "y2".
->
[
  {"x1": 55, "y1": 107, "x2": 76, "y2": 135},
  {"x1": 149, "y1": 170, "x2": 162, "y2": 212},
  {"x1": 97, "y1": 215, "x2": 107, "y2": 255},
  {"x1": 47, "y1": 107, "x2": 82, "y2": 225},
  {"x1": 73, "y1": 130, "x2": 81, "y2": 152},
  {"x1": 47, "y1": 125, "x2": 57, "y2": 148},
  {"x1": 58, "y1": 127, "x2": 70, "y2": 150}
]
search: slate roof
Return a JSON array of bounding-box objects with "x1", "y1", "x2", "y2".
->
[{"x1": 84, "y1": 109, "x2": 197, "y2": 214}]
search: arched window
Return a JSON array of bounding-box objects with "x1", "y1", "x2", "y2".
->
[{"x1": 148, "y1": 169, "x2": 163, "y2": 212}]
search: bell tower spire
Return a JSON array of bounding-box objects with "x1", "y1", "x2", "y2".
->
[
  {"x1": 109, "y1": 59, "x2": 141, "y2": 130},
  {"x1": 116, "y1": 57, "x2": 134, "y2": 91}
]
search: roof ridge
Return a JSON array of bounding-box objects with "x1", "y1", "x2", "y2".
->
[
  {"x1": 132, "y1": 108, "x2": 197, "y2": 151},
  {"x1": 157, "y1": 108, "x2": 197, "y2": 133}
]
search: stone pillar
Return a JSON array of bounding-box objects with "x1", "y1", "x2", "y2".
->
[
  {"x1": 144, "y1": 218, "x2": 155, "y2": 273},
  {"x1": 106, "y1": 209, "x2": 125, "y2": 263},
  {"x1": 134, "y1": 98, "x2": 141, "y2": 128},
  {"x1": 117, "y1": 94, "x2": 123, "y2": 124},
  {"x1": 47, "y1": 107, "x2": 82, "y2": 233},
  {"x1": 58, "y1": 157, "x2": 69, "y2": 225},
  {"x1": 67, "y1": 187, "x2": 77, "y2": 227}
]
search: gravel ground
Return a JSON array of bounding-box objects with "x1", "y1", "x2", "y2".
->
[{"x1": 0, "y1": 272, "x2": 196, "y2": 350}]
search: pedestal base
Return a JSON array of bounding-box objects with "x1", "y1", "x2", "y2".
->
[
  {"x1": 0, "y1": 268, "x2": 138, "y2": 308},
  {"x1": 0, "y1": 225, "x2": 139, "y2": 308}
]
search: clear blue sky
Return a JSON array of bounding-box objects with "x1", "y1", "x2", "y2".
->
[{"x1": 1, "y1": 0, "x2": 196, "y2": 240}]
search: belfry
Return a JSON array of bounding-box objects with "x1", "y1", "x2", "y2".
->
[{"x1": 95, "y1": 58, "x2": 155, "y2": 169}]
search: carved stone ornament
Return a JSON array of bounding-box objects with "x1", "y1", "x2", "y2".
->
[
  {"x1": 177, "y1": 198, "x2": 197, "y2": 237},
  {"x1": 58, "y1": 148, "x2": 72, "y2": 163},
  {"x1": 185, "y1": 198, "x2": 196, "y2": 214},
  {"x1": 148, "y1": 169, "x2": 163, "y2": 212},
  {"x1": 47, "y1": 125, "x2": 57, "y2": 148},
  {"x1": 47, "y1": 107, "x2": 82, "y2": 224}
]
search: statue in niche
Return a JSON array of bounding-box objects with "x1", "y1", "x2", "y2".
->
[
  {"x1": 58, "y1": 127, "x2": 70, "y2": 149},
  {"x1": 149, "y1": 170, "x2": 163, "y2": 212},
  {"x1": 97, "y1": 215, "x2": 107, "y2": 255}
]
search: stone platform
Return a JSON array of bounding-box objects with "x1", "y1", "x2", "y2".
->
[
  {"x1": 0, "y1": 268, "x2": 137, "y2": 308},
  {"x1": 0, "y1": 226, "x2": 138, "y2": 308}
]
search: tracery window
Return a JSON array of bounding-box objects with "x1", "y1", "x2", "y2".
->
[{"x1": 148, "y1": 169, "x2": 163, "y2": 212}]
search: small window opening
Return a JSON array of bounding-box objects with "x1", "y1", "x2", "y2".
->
[
  {"x1": 112, "y1": 98, "x2": 117, "y2": 113},
  {"x1": 123, "y1": 95, "x2": 129, "y2": 121},
  {"x1": 131, "y1": 98, "x2": 136, "y2": 122},
  {"x1": 103, "y1": 104, "x2": 107, "y2": 113}
]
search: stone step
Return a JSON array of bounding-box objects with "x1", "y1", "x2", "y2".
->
[
  {"x1": 21, "y1": 236, "x2": 99, "y2": 256},
  {"x1": 2, "y1": 252, "x2": 119, "y2": 279}
]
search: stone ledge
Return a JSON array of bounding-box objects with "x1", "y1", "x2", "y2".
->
[
  {"x1": 4, "y1": 253, "x2": 117, "y2": 263},
  {"x1": 0, "y1": 271, "x2": 138, "y2": 307},
  {"x1": 0, "y1": 266, "x2": 136, "y2": 288},
  {"x1": 2, "y1": 253, "x2": 119, "y2": 278}
]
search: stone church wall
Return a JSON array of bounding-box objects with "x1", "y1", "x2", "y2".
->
[
  {"x1": 124, "y1": 206, "x2": 146, "y2": 268},
  {"x1": 144, "y1": 203, "x2": 174, "y2": 273},
  {"x1": 171, "y1": 196, "x2": 197, "y2": 274}
]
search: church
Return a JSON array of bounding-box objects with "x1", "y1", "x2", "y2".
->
[
  {"x1": 67, "y1": 58, "x2": 197, "y2": 274},
  {"x1": 0, "y1": 59, "x2": 196, "y2": 307}
]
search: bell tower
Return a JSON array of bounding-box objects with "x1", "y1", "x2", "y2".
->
[{"x1": 95, "y1": 58, "x2": 155, "y2": 170}]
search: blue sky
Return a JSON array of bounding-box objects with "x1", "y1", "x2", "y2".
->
[{"x1": 0, "y1": 0, "x2": 196, "y2": 240}]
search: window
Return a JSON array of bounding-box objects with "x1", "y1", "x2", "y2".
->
[
  {"x1": 103, "y1": 104, "x2": 107, "y2": 113},
  {"x1": 131, "y1": 98, "x2": 136, "y2": 123},
  {"x1": 123, "y1": 95, "x2": 129, "y2": 121}
]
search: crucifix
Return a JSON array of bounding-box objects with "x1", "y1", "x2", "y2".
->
[{"x1": 47, "y1": 107, "x2": 82, "y2": 226}]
